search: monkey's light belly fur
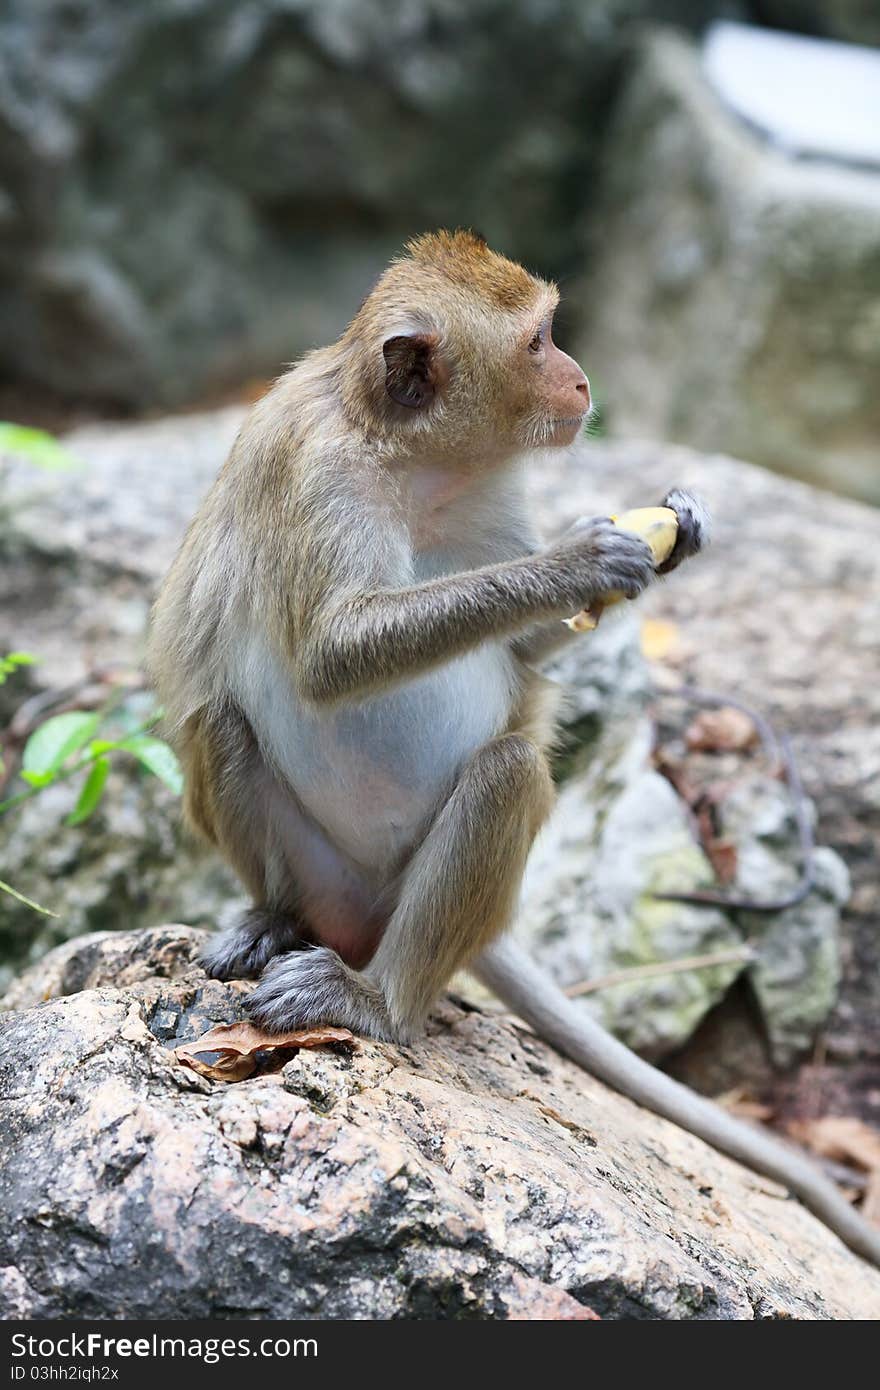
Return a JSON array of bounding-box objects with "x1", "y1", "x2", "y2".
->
[{"x1": 231, "y1": 634, "x2": 517, "y2": 873}]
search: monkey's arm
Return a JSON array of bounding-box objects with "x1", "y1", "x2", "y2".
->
[
  {"x1": 474, "y1": 937, "x2": 880, "y2": 1268},
  {"x1": 511, "y1": 489, "x2": 709, "y2": 667},
  {"x1": 298, "y1": 520, "x2": 654, "y2": 702}
]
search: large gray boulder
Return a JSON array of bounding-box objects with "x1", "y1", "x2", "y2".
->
[
  {"x1": 577, "y1": 28, "x2": 880, "y2": 505},
  {"x1": 2, "y1": 926, "x2": 879, "y2": 1320},
  {"x1": 0, "y1": 0, "x2": 722, "y2": 409}
]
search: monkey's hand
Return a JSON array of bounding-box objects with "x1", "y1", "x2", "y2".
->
[
  {"x1": 657, "y1": 488, "x2": 710, "y2": 574},
  {"x1": 544, "y1": 516, "x2": 656, "y2": 610}
]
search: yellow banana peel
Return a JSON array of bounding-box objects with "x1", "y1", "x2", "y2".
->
[{"x1": 564, "y1": 506, "x2": 678, "y2": 633}]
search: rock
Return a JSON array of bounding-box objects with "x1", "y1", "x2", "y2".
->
[
  {"x1": 1, "y1": 408, "x2": 249, "y2": 985},
  {"x1": 0, "y1": 0, "x2": 722, "y2": 409},
  {"x1": 715, "y1": 774, "x2": 850, "y2": 1067},
  {"x1": 2, "y1": 927, "x2": 879, "y2": 1320},
  {"x1": 757, "y1": 2, "x2": 880, "y2": 48},
  {"x1": 513, "y1": 714, "x2": 746, "y2": 1058},
  {"x1": 1, "y1": 406, "x2": 244, "y2": 691},
  {"x1": 0, "y1": 765, "x2": 244, "y2": 995},
  {"x1": 577, "y1": 28, "x2": 880, "y2": 506},
  {"x1": 0, "y1": 923, "x2": 206, "y2": 1013},
  {"x1": 704, "y1": 22, "x2": 880, "y2": 167}
]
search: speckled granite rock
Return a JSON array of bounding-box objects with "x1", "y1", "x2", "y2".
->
[{"x1": 2, "y1": 927, "x2": 879, "y2": 1320}]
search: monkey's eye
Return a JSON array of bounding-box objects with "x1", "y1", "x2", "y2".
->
[{"x1": 527, "y1": 331, "x2": 543, "y2": 354}]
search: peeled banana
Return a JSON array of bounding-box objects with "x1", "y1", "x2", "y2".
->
[{"x1": 563, "y1": 506, "x2": 678, "y2": 632}]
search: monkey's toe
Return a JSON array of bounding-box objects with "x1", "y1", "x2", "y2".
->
[{"x1": 246, "y1": 946, "x2": 392, "y2": 1039}]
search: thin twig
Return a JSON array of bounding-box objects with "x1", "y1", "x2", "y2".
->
[
  {"x1": 652, "y1": 687, "x2": 817, "y2": 914},
  {"x1": 0, "y1": 877, "x2": 58, "y2": 917},
  {"x1": 564, "y1": 945, "x2": 755, "y2": 999}
]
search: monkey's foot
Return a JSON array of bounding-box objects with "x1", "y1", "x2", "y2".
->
[
  {"x1": 245, "y1": 946, "x2": 393, "y2": 1040},
  {"x1": 658, "y1": 487, "x2": 711, "y2": 572},
  {"x1": 200, "y1": 909, "x2": 304, "y2": 981}
]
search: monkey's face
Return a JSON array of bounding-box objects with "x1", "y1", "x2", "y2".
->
[
  {"x1": 379, "y1": 308, "x2": 592, "y2": 457},
  {"x1": 362, "y1": 231, "x2": 592, "y2": 460},
  {"x1": 508, "y1": 316, "x2": 592, "y2": 450}
]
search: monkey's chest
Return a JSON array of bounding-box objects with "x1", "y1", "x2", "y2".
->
[{"x1": 281, "y1": 645, "x2": 518, "y2": 871}]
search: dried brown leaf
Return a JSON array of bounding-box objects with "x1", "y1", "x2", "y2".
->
[
  {"x1": 175, "y1": 1020, "x2": 356, "y2": 1083},
  {"x1": 685, "y1": 707, "x2": 758, "y2": 754},
  {"x1": 706, "y1": 837, "x2": 739, "y2": 885},
  {"x1": 654, "y1": 755, "x2": 701, "y2": 810},
  {"x1": 717, "y1": 1086, "x2": 775, "y2": 1123},
  {"x1": 787, "y1": 1115, "x2": 880, "y2": 1173}
]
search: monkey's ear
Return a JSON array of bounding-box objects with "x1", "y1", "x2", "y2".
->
[{"x1": 382, "y1": 332, "x2": 444, "y2": 409}]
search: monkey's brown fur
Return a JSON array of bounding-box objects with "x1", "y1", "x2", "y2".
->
[
  {"x1": 148, "y1": 232, "x2": 880, "y2": 1268},
  {"x1": 150, "y1": 228, "x2": 648, "y2": 1039}
]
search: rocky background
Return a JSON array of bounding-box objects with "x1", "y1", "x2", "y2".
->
[
  {"x1": 2, "y1": 1, "x2": 880, "y2": 1319},
  {"x1": 2, "y1": 2, "x2": 879, "y2": 498}
]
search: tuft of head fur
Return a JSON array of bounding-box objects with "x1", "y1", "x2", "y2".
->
[{"x1": 402, "y1": 229, "x2": 547, "y2": 312}]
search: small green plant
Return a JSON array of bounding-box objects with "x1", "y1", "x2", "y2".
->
[
  {"x1": 0, "y1": 421, "x2": 79, "y2": 470},
  {"x1": 0, "y1": 656, "x2": 183, "y2": 916},
  {"x1": 0, "y1": 652, "x2": 38, "y2": 684},
  {"x1": 2, "y1": 425, "x2": 177, "y2": 916}
]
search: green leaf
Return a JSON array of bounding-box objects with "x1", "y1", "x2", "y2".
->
[
  {"x1": 88, "y1": 739, "x2": 119, "y2": 757},
  {"x1": 0, "y1": 877, "x2": 58, "y2": 917},
  {"x1": 117, "y1": 735, "x2": 183, "y2": 794},
  {"x1": 66, "y1": 756, "x2": 111, "y2": 826},
  {"x1": 0, "y1": 422, "x2": 80, "y2": 471},
  {"x1": 20, "y1": 770, "x2": 55, "y2": 788},
  {"x1": 0, "y1": 651, "x2": 38, "y2": 684},
  {"x1": 22, "y1": 711, "x2": 101, "y2": 779}
]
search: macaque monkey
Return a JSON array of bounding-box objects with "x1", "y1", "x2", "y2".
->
[{"x1": 150, "y1": 231, "x2": 879, "y2": 1267}]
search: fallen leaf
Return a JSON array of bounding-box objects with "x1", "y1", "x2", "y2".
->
[
  {"x1": 176, "y1": 1021, "x2": 356, "y2": 1083},
  {"x1": 178, "y1": 1049, "x2": 257, "y2": 1083},
  {"x1": 787, "y1": 1115, "x2": 880, "y2": 1172},
  {"x1": 653, "y1": 755, "x2": 700, "y2": 809},
  {"x1": 685, "y1": 707, "x2": 758, "y2": 754},
  {"x1": 717, "y1": 1086, "x2": 775, "y2": 1123},
  {"x1": 705, "y1": 837, "x2": 738, "y2": 885},
  {"x1": 641, "y1": 618, "x2": 681, "y2": 662}
]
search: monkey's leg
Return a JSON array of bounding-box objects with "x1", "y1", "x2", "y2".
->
[
  {"x1": 246, "y1": 733, "x2": 555, "y2": 1041},
  {"x1": 184, "y1": 704, "x2": 309, "y2": 980}
]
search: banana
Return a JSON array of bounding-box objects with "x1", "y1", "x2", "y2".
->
[{"x1": 563, "y1": 506, "x2": 678, "y2": 632}]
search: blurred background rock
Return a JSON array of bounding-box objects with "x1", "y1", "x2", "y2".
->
[{"x1": 1, "y1": 2, "x2": 877, "y2": 501}]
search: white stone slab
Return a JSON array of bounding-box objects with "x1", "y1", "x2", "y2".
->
[{"x1": 703, "y1": 20, "x2": 880, "y2": 167}]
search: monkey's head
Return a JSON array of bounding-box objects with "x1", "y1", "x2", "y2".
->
[{"x1": 341, "y1": 230, "x2": 592, "y2": 458}]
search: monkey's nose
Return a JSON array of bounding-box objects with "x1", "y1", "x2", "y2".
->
[{"x1": 575, "y1": 376, "x2": 592, "y2": 411}]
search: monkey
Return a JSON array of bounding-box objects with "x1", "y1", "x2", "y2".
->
[{"x1": 149, "y1": 231, "x2": 880, "y2": 1268}]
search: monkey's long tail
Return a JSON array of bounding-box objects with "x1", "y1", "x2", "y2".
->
[{"x1": 473, "y1": 936, "x2": 880, "y2": 1269}]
